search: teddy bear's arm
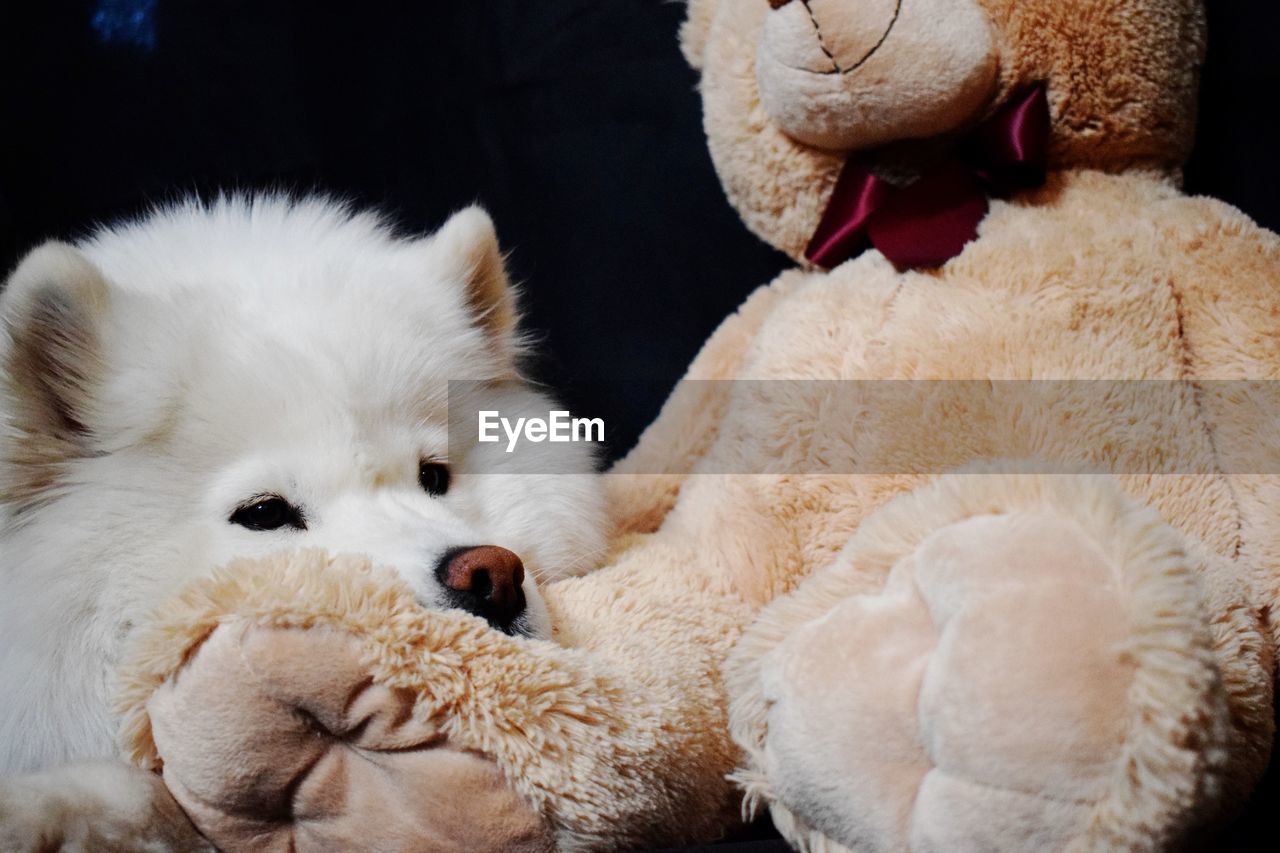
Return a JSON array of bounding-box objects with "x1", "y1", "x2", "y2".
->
[{"x1": 121, "y1": 548, "x2": 756, "y2": 851}]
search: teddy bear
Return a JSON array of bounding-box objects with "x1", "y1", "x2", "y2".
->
[
  {"x1": 672, "y1": 0, "x2": 1280, "y2": 848},
  {"x1": 8, "y1": 0, "x2": 1277, "y2": 849}
]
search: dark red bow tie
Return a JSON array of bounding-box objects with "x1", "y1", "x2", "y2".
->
[{"x1": 804, "y1": 84, "x2": 1050, "y2": 271}]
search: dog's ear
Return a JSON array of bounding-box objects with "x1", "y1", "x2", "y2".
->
[
  {"x1": 1, "y1": 241, "x2": 111, "y2": 449},
  {"x1": 424, "y1": 206, "x2": 521, "y2": 363}
]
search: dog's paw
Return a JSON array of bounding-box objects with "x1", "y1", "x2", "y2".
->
[
  {"x1": 0, "y1": 779, "x2": 53, "y2": 852},
  {"x1": 0, "y1": 760, "x2": 212, "y2": 852}
]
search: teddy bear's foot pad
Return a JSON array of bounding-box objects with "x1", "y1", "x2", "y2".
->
[{"x1": 730, "y1": 474, "x2": 1228, "y2": 852}]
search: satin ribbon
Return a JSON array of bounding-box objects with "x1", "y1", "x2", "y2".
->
[{"x1": 804, "y1": 83, "x2": 1050, "y2": 271}]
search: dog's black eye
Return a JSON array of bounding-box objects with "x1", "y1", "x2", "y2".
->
[
  {"x1": 230, "y1": 497, "x2": 305, "y2": 531},
  {"x1": 419, "y1": 461, "x2": 450, "y2": 496}
]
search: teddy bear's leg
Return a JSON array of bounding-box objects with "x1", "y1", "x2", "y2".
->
[{"x1": 728, "y1": 471, "x2": 1263, "y2": 853}]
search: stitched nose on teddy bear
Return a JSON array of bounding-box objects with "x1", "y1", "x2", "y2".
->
[{"x1": 436, "y1": 545, "x2": 527, "y2": 632}]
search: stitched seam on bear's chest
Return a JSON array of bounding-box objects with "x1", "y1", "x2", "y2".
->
[{"x1": 1165, "y1": 278, "x2": 1245, "y2": 561}]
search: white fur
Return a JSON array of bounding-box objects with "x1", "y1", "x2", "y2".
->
[{"x1": 0, "y1": 196, "x2": 606, "y2": 773}]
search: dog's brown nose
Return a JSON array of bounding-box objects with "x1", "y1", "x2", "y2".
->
[{"x1": 436, "y1": 545, "x2": 526, "y2": 631}]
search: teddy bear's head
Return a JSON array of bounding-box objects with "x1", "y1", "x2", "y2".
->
[{"x1": 682, "y1": 0, "x2": 1207, "y2": 261}]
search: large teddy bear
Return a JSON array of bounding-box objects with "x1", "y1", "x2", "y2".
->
[{"x1": 8, "y1": 0, "x2": 1279, "y2": 850}]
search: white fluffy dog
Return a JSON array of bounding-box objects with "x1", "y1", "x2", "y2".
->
[{"x1": 0, "y1": 197, "x2": 606, "y2": 778}]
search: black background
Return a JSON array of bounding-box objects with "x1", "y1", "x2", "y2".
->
[
  {"x1": 1, "y1": 2, "x2": 1278, "y2": 848},
  {"x1": 3, "y1": 0, "x2": 1276, "y2": 462},
  {"x1": 0, "y1": 0, "x2": 791, "y2": 462}
]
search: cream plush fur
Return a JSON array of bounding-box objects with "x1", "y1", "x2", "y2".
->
[{"x1": 7, "y1": 0, "x2": 1279, "y2": 849}]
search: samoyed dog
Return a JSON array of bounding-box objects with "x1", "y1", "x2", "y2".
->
[{"x1": 0, "y1": 197, "x2": 606, "y2": 778}]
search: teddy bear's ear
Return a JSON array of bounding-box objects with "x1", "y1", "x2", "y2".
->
[
  {"x1": 423, "y1": 206, "x2": 521, "y2": 362},
  {"x1": 680, "y1": 0, "x2": 720, "y2": 70},
  {"x1": 0, "y1": 241, "x2": 111, "y2": 451}
]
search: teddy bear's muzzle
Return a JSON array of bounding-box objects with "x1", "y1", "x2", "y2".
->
[{"x1": 756, "y1": 0, "x2": 1000, "y2": 152}]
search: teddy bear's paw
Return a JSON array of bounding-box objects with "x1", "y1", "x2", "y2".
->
[
  {"x1": 0, "y1": 760, "x2": 212, "y2": 852},
  {"x1": 730, "y1": 475, "x2": 1229, "y2": 853},
  {"x1": 140, "y1": 618, "x2": 556, "y2": 852}
]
